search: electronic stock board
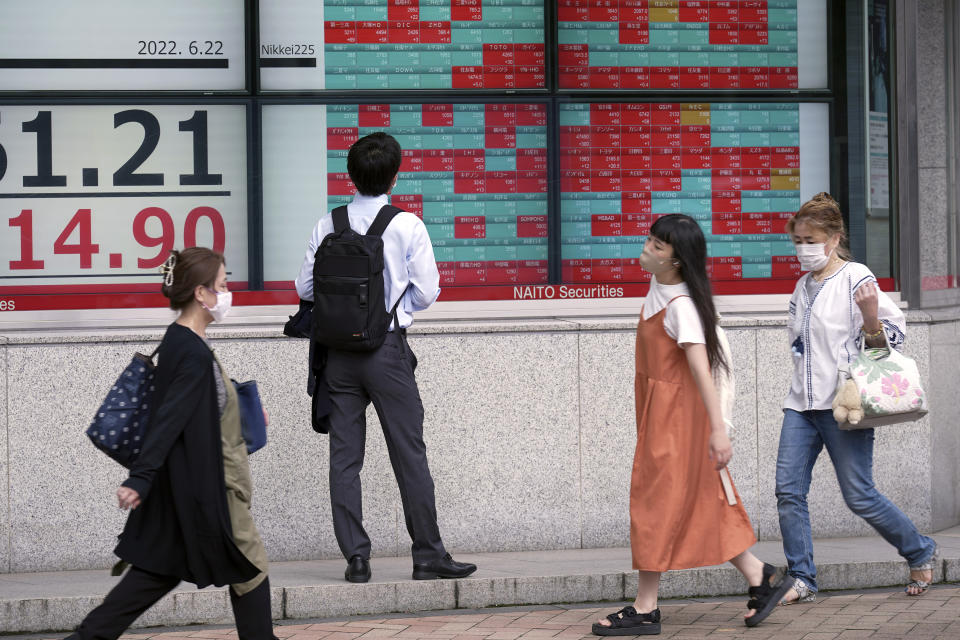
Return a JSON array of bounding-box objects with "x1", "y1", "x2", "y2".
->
[
  {"x1": 259, "y1": 0, "x2": 546, "y2": 90},
  {"x1": 0, "y1": 1, "x2": 831, "y2": 309},
  {"x1": 260, "y1": 101, "x2": 828, "y2": 302}
]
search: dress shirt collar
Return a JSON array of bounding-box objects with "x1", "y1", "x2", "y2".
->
[{"x1": 351, "y1": 193, "x2": 390, "y2": 210}]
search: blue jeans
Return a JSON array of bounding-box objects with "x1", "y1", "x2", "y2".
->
[{"x1": 775, "y1": 409, "x2": 936, "y2": 591}]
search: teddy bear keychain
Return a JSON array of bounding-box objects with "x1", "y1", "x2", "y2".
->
[{"x1": 832, "y1": 375, "x2": 864, "y2": 426}]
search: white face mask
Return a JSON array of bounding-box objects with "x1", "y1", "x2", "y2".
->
[
  {"x1": 202, "y1": 288, "x2": 232, "y2": 322},
  {"x1": 795, "y1": 243, "x2": 831, "y2": 272}
]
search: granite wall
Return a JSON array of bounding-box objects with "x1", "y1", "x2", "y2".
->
[
  {"x1": 917, "y1": 0, "x2": 952, "y2": 294},
  {"x1": 928, "y1": 317, "x2": 960, "y2": 531},
  {"x1": 0, "y1": 313, "x2": 955, "y2": 574},
  {"x1": 907, "y1": 0, "x2": 960, "y2": 307}
]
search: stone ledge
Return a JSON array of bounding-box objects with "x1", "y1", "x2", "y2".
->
[
  {"x1": 2, "y1": 553, "x2": 956, "y2": 634},
  {"x1": 1, "y1": 313, "x2": 942, "y2": 345}
]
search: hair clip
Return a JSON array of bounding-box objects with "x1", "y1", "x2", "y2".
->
[{"x1": 159, "y1": 253, "x2": 176, "y2": 287}]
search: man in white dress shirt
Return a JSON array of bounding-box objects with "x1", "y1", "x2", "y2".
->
[{"x1": 295, "y1": 132, "x2": 477, "y2": 584}]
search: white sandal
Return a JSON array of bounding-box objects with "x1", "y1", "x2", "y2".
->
[
  {"x1": 779, "y1": 577, "x2": 816, "y2": 605},
  {"x1": 905, "y1": 544, "x2": 939, "y2": 596}
]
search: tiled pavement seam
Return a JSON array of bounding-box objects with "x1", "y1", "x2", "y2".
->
[{"x1": 6, "y1": 585, "x2": 960, "y2": 640}]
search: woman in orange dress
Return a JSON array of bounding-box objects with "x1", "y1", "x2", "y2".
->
[{"x1": 593, "y1": 214, "x2": 794, "y2": 636}]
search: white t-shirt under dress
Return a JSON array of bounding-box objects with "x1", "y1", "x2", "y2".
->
[{"x1": 642, "y1": 275, "x2": 706, "y2": 346}]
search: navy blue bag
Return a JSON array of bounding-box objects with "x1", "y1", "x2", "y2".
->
[
  {"x1": 232, "y1": 379, "x2": 267, "y2": 454},
  {"x1": 86, "y1": 349, "x2": 158, "y2": 468}
]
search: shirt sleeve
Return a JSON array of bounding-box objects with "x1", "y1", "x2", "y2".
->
[
  {"x1": 664, "y1": 297, "x2": 706, "y2": 345},
  {"x1": 294, "y1": 223, "x2": 322, "y2": 301},
  {"x1": 851, "y1": 265, "x2": 906, "y2": 350},
  {"x1": 403, "y1": 218, "x2": 441, "y2": 312}
]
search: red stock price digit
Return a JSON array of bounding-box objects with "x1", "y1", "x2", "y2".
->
[
  {"x1": 133, "y1": 207, "x2": 175, "y2": 268},
  {"x1": 8, "y1": 210, "x2": 44, "y2": 269},
  {"x1": 53, "y1": 209, "x2": 99, "y2": 268},
  {"x1": 184, "y1": 206, "x2": 226, "y2": 254}
]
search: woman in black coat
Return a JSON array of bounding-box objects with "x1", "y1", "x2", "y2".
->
[{"x1": 68, "y1": 248, "x2": 276, "y2": 640}]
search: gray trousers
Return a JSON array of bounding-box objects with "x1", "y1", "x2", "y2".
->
[{"x1": 326, "y1": 330, "x2": 445, "y2": 564}]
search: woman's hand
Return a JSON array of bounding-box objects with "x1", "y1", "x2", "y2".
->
[
  {"x1": 684, "y1": 343, "x2": 733, "y2": 470},
  {"x1": 855, "y1": 281, "x2": 880, "y2": 328},
  {"x1": 709, "y1": 431, "x2": 733, "y2": 470},
  {"x1": 117, "y1": 486, "x2": 141, "y2": 511},
  {"x1": 262, "y1": 407, "x2": 269, "y2": 426}
]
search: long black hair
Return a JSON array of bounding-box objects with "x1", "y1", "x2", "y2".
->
[{"x1": 649, "y1": 214, "x2": 728, "y2": 374}]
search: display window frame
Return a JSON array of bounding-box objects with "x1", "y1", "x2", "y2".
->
[
  {"x1": 0, "y1": 0, "x2": 903, "y2": 316},
  {"x1": 0, "y1": 0, "x2": 255, "y2": 96}
]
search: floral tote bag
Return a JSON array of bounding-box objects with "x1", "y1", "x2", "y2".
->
[{"x1": 839, "y1": 334, "x2": 928, "y2": 430}]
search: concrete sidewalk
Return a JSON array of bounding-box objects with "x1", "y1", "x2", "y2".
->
[{"x1": 2, "y1": 527, "x2": 958, "y2": 634}]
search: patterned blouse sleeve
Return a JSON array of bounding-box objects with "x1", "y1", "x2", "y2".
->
[
  {"x1": 851, "y1": 265, "x2": 906, "y2": 351},
  {"x1": 877, "y1": 292, "x2": 906, "y2": 350}
]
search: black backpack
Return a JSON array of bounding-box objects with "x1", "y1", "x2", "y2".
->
[{"x1": 311, "y1": 204, "x2": 403, "y2": 351}]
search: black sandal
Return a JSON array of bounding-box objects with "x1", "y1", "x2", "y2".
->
[
  {"x1": 744, "y1": 563, "x2": 795, "y2": 628},
  {"x1": 591, "y1": 606, "x2": 661, "y2": 636}
]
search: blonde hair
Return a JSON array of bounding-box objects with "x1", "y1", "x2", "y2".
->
[{"x1": 786, "y1": 192, "x2": 852, "y2": 260}]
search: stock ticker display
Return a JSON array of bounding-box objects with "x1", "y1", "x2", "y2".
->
[
  {"x1": 2, "y1": 1, "x2": 831, "y2": 308},
  {"x1": 324, "y1": 103, "x2": 549, "y2": 286},
  {"x1": 558, "y1": 101, "x2": 825, "y2": 287},
  {"x1": 559, "y1": 0, "x2": 806, "y2": 90},
  {"x1": 259, "y1": 0, "x2": 546, "y2": 90}
]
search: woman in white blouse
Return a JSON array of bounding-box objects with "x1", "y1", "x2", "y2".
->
[{"x1": 776, "y1": 193, "x2": 938, "y2": 603}]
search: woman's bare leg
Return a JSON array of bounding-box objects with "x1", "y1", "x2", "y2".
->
[
  {"x1": 729, "y1": 550, "x2": 766, "y2": 618},
  {"x1": 595, "y1": 571, "x2": 661, "y2": 627}
]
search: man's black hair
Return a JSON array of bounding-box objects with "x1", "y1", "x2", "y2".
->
[{"x1": 347, "y1": 132, "x2": 402, "y2": 196}]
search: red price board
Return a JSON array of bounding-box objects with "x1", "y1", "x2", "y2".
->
[
  {"x1": 559, "y1": 101, "x2": 830, "y2": 291},
  {"x1": 0, "y1": 105, "x2": 249, "y2": 308},
  {"x1": 558, "y1": 0, "x2": 827, "y2": 91}
]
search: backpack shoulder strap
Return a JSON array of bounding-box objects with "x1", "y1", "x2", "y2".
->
[
  {"x1": 331, "y1": 206, "x2": 350, "y2": 233},
  {"x1": 366, "y1": 205, "x2": 403, "y2": 237}
]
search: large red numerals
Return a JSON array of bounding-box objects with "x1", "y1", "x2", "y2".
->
[
  {"x1": 8, "y1": 210, "x2": 45, "y2": 269},
  {"x1": 132, "y1": 207, "x2": 176, "y2": 268},
  {"x1": 184, "y1": 206, "x2": 226, "y2": 254},
  {"x1": 133, "y1": 206, "x2": 226, "y2": 267},
  {"x1": 53, "y1": 209, "x2": 100, "y2": 268},
  {"x1": 7, "y1": 207, "x2": 228, "y2": 271}
]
